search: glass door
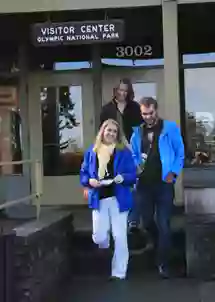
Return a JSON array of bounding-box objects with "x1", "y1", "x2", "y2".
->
[{"x1": 28, "y1": 72, "x2": 94, "y2": 205}]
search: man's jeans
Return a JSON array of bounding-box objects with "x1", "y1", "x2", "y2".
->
[
  {"x1": 128, "y1": 187, "x2": 140, "y2": 226},
  {"x1": 130, "y1": 182, "x2": 174, "y2": 266}
]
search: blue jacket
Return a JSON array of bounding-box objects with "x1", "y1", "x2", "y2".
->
[
  {"x1": 130, "y1": 120, "x2": 184, "y2": 182},
  {"x1": 80, "y1": 145, "x2": 136, "y2": 212}
]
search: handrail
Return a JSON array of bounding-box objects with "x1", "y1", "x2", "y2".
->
[
  {"x1": 0, "y1": 159, "x2": 43, "y2": 219},
  {"x1": 0, "y1": 159, "x2": 35, "y2": 166}
]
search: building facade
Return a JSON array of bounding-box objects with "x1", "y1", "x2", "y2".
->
[{"x1": 0, "y1": 0, "x2": 215, "y2": 219}]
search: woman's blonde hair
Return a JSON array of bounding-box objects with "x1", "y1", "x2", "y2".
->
[{"x1": 93, "y1": 119, "x2": 128, "y2": 152}]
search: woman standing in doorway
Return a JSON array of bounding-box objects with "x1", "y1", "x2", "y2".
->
[
  {"x1": 80, "y1": 119, "x2": 136, "y2": 280},
  {"x1": 100, "y1": 78, "x2": 142, "y2": 142},
  {"x1": 100, "y1": 78, "x2": 144, "y2": 235}
]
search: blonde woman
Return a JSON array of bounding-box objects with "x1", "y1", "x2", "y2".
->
[{"x1": 80, "y1": 119, "x2": 136, "y2": 281}]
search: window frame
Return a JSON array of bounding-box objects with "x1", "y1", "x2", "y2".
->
[{"x1": 181, "y1": 60, "x2": 215, "y2": 188}]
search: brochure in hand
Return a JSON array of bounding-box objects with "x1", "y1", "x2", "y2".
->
[{"x1": 99, "y1": 179, "x2": 114, "y2": 186}]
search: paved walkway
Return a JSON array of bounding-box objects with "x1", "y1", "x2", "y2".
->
[
  {"x1": 58, "y1": 207, "x2": 214, "y2": 302},
  {"x1": 64, "y1": 273, "x2": 214, "y2": 302}
]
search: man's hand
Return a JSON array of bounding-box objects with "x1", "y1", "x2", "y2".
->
[
  {"x1": 165, "y1": 172, "x2": 176, "y2": 183},
  {"x1": 89, "y1": 178, "x2": 100, "y2": 188}
]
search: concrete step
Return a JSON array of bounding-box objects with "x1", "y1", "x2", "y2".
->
[
  {"x1": 71, "y1": 229, "x2": 186, "y2": 277},
  {"x1": 1, "y1": 209, "x2": 74, "y2": 302},
  {"x1": 60, "y1": 274, "x2": 207, "y2": 302}
]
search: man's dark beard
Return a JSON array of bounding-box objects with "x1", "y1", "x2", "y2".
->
[{"x1": 146, "y1": 116, "x2": 159, "y2": 128}]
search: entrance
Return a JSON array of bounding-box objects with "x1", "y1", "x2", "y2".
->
[
  {"x1": 28, "y1": 72, "x2": 94, "y2": 205},
  {"x1": 102, "y1": 67, "x2": 183, "y2": 205}
]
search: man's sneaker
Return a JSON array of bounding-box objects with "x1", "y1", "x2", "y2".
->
[
  {"x1": 158, "y1": 264, "x2": 170, "y2": 279},
  {"x1": 128, "y1": 221, "x2": 139, "y2": 234},
  {"x1": 128, "y1": 228, "x2": 148, "y2": 255}
]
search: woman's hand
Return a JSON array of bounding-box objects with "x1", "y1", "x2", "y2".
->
[
  {"x1": 83, "y1": 188, "x2": 88, "y2": 200},
  {"x1": 114, "y1": 174, "x2": 124, "y2": 184},
  {"x1": 89, "y1": 178, "x2": 100, "y2": 188}
]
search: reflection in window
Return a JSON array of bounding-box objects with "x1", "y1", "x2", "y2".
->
[
  {"x1": 102, "y1": 58, "x2": 164, "y2": 67},
  {"x1": 185, "y1": 68, "x2": 215, "y2": 166},
  {"x1": 54, "y1": 61, "x2": 92, "y2": 70},
  {"x1": 41, "y1": 86, "x2": 84, "y2": 176},
  {"x1": 53, "y1": 59, "x2": 164, "y2": 70},
  {"x1": 132, "y1": 82, "x2": 157, "y2": 102},
  {"x1": 183, "y1": 53, "x2": 215, "y2": 64},
  {"x1": 0, "y1": 86, "x2": 22, "y2": 175}
]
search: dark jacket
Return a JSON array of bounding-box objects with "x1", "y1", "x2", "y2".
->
[
  {"x1": 80, "y1": 145, "x2": 136, "y2": 212},
  {"x1": 100, "y1": 100, "x2": 142, "y2": 141}
]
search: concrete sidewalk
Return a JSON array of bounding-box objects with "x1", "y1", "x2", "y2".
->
[{"x1": 63, "y1": 273, "x2": 214, "y2": 302}]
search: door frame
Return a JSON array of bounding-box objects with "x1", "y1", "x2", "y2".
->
[{"x1": 28, "y1": 70, "x2": 94, "y2": 205}]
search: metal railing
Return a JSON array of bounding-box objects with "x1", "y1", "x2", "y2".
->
[{"x1": 0, "y1": 159, "x2": 43, "y2": 219}]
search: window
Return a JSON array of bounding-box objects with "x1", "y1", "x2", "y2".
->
[
  {"x1": 132, "y1": 82, "x2": 157, "y2": 102},
  {"x1": 102, "y1": 58, "x2": 164, "y2": 67},
  {"x1": 183, "y1": 53, "x2": 215, "y2": 64},
  {"x1": 54, "y1": 61, "x2": 92, "y2": 70},
  {"x1": 0, "y1": 86, "x2": 22, "y2": 175},
  {"x1": 184, "y1": 68, "x2": 215, "y2": 167},
  {"x1": 41, "y1": 85, "x2": 84, "y2": 176}
]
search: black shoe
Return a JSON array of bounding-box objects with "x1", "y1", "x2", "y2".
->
[
  {"x1": 128, "y1": 222, "x2": 139, "y2": 234},
  {"x1": 128, "y1": 229, "x2": 148, "y2": 255},
  {"x1": 109, "y1": 276, "x2": 126, "y2": 282},
  {"x1": 158, "y1": 265, "x2": 170, "y2": 279}
]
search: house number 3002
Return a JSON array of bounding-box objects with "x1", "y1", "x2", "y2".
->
[{"x1": 116, "y1": 45, "x2": 153, "y2": 58}]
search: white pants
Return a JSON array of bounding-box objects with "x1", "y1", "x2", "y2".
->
[{"x1": 92, "y1": 197, "x2": 129, "y2": 279}]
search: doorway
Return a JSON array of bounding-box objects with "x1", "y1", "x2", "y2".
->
[
  {"x1": 28, "y1": 71, "x2": 94, "y2": 206},
  {"x1": 102, "y1": 67, "x2": 183, "y2": 205}
]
